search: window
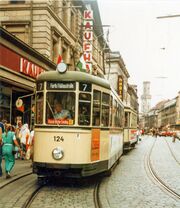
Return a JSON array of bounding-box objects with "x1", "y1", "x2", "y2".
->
[
  {"x1": 93, "y1": 90, "x2": 101, "y2": 126},
  {"x1": 10, "y1": 0, "x2": 25, "y2": 3},
  {"x1": 78, "y1": 93, "x2": 91, "y2": 125},
  {"x1": 110, "y1": 96, "x2": 113, "y2": 126},
  {"x1": 102, "y1": 93, "x2": 110, "y2": 127},
  {"x1": 3, "y1": 24, "x2": 30, "y2": 45},
  {"x1": 46, "y1": 92, "x2": 75, "y2": 125},
  {"x1": 70, "y1": 10, "x2": 76, "y2": 34},
  {"x1": 36, "y1": 92, "x2": 43, "y2": 124},
  {"x1": 125, "y1": 112, "x2": 130, "y2": 127}
]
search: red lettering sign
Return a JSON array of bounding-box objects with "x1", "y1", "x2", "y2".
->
[
  {"x1": 84, "y1": 31, "x2": 93, "y2": 40},
  {"x1": 84, "y1": 21, "x2": 93, "y2": 30},
  {"x1": 83, "y1": 43, "x2": 92, "y2": 51},
  {"x1": 83, "y1": 53, "x2": 92, "y2": 62},
  {"x1": 20, "y1": 58, "x2": 44, "y2": 78},
  {"x1": 84, "y1": 10, "x2": 93, "y2": 19}
]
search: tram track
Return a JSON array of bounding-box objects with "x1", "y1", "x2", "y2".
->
[
  {"x1": 145, "y1": 138, "x2": 180, "y2": 200},
  {"x1": 21, "y1": 177, "x2": 103, "y2": 208},
  {"x1": 94, "y1": 180, "x2": 102, "y2": 208},
  {"x1": 0, "y1": 171, "x2": 32, "y2": 189},
  {"x1": 22, "y1": 185, "x2": 43, "y2": 208},
  {"x1": 164, "y1": 137, "x2": 180, "y2": 166}
]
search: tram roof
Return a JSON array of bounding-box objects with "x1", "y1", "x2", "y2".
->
[{"x1": 37, "y1": 71, "x2": 111, "y2": 89}]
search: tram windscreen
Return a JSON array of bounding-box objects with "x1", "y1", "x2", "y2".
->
[{"x1": 46, "y1": 92, "x2": 75, "y2": 125}]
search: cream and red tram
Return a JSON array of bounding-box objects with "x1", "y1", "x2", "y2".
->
[
  {"x1": 33, "y1": 70, "x2": 124, "y2": 178},
  {"x1": 123, "y1": 106, "x2": 138, "y2": 152}
]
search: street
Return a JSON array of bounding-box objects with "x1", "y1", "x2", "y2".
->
[{"x1": 0, "y1": 136, "x2": 179, "y2": 208}]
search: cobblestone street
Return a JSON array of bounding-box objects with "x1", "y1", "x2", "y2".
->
[
  {"x1": 0, "y1": 136, "x2": 179, "y2": 208},
  {"x1": 99, "y1": 136, "x2": 180, "y2": 208}
]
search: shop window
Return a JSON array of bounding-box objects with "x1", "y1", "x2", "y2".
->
[
  {"x1": 93, "y1": 90, "x2": 101, "y2": 126},
  {"x1": 102, "y1": 93, "x2": 110, "y2": 127},
  {"x1": 0, "y1": 91, "x2": 11, "y2": 123},
  {"x1": 78, "y1": 93, "x2": 91, "y2": 125}
]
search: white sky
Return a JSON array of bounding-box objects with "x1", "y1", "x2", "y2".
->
[{"x1": 98, "y1": 0, "x2": 180, "y2": 108}]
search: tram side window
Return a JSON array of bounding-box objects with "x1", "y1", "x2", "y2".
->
[
  {"x1": 36, "y1": 92, "x2": 43, "y2": 124},
  {"x1": 118, "y1": 104, "x2": 124, "y2": 127},
  {"x1": 125, "y1": 112, "x2": 130, "y2": 127},
  {"x1": 131, "y1": 113, "x2": 137, "y2": 128},
  {"x1": 78, "y1": 93, "x2": 91, "y2": 125},
  {"x1": 93, "y1": 90, "x2": 101, "y2": 126},
  {"x1": 46, "y1": 92, "x2": 75, "y2": 125},
  {"x1": 113, "y1": 100, "x2": 118, "y2": 127},
  {"x1": 110, "y1": 96, "x2": 113, "y2": 126},
  {"x1": 102, "y1": 93, "x2": 110, "y2": 127}
]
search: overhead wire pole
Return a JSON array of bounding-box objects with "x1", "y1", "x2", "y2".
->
[
  {"x1": 156, "y1": 13, "x2": 180, "y2": 98},
  {"x1": 157, "y1": 14, "x2": 180, "y2": 19}
]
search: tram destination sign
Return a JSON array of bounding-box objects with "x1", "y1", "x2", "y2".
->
[{"x1": 47, "y1": 81, "x2": 75, "y2": 90}]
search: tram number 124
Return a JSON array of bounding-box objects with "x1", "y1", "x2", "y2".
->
[{"x1": 54, "y1": 136, "x2": 64, "y2": 142}]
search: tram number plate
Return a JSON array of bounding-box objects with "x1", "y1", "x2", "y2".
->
[{"x1": 54, "y1": 136, "x2": 64, "y2": 142}]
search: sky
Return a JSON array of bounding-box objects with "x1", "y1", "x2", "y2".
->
[{"x1": 98, "y1": 0, "x2": 180, "y2": 109}]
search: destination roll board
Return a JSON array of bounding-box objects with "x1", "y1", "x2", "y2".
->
[{"x1": 47, "y1": 81, "x2": 76, "y2": 90}]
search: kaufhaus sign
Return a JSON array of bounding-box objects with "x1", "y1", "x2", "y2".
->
[
  {"x1": 0, "y1": 44, "x2": 44, "y2": 79},
  {"x1": 83, "y1": 9, "x2": 93, "y2": 73}
]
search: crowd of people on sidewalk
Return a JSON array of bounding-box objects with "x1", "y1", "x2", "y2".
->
[{"x1": 0, "y1": 120, "x2": 34, "y2": 179}]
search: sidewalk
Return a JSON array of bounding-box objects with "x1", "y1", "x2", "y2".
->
[{"x1": 0, "y1": 159, "x2": 32, "y2": 183}]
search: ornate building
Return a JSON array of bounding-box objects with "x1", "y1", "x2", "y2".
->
[
  {"x1": 0, "y1": 0, "x2": 105, "y2": 75},
  {"x1": 141, "y1": 81, "x2": 151, "y2": 114}
]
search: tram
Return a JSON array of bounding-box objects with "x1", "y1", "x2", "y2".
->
[
  {"x1": 123, "y1": 106, "x2": 138, "y2": 152},
  {"x1": 33, "y1": 69, "x2": 124, "y2": 179}
]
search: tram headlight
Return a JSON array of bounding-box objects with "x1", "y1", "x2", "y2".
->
[{"x1": 52, "y1": 147, "x2": 64, "y2": 160}]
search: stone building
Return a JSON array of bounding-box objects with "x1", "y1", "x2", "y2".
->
[
  {"x1": 0, "y1": 26, "x2": 55, "y2": 126},
  {"x1": 105, "y1": 51, "x2": 130, "y2": 104},
  {"x1": 141, "y1": 81, "x2": 151, "y2": 114},
  {"x1": 0, "y1": 0, "x2": 105, "y2": 75},
  {"x1": 105, "y1": 51, "x2": 138, "y2": 112},
  {"x1": 140, "y1": 92, "x2": 180, "y2": 131}
]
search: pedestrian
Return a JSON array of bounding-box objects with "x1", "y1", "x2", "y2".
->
[
  {"x1": 27, "y1": 127, "x2": 34, "y2": 163},
  {"x1": 0, "y1": 121, "x2": 5, "y2": 177},
  {"x1": 19, "y1": 123, "x2": 30, "y2": 160},
  {"x1": 2, "y1": 123, "x2": 21, "y2": 178},
  {"x1": 136, "y1": 129, "x2": 141, "y2": 141},
  {"x1": 15, "y1": 121, "x2": 22, "y2": 159}
]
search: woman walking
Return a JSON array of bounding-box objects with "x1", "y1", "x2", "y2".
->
[{"x1": 2, "y1": 123, "x2": 21, "y2": 179}]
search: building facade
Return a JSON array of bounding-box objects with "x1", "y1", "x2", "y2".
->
[
  {"x1": 105, "y1": 51, "x2": 130, "y2": 104},
  {"x1": 0, "y1": 26, "x2": 55, "y2": 126},
  {"x1": 0, "y1": 0, "x2": 105, "y2": 75},
  {"x1": 141, "y1": 81, "x2": 151, "y2": 114},
  {"x1": 140, "y1": 92, "x2": 180, "y2": 131}
]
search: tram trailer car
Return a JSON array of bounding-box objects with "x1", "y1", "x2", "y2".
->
[
  {"x1": 123, "y1": 107, "x2": 138, "y2": 152},
  {"x1": 33, "y1": 70, "x2": 124, "y2": 179}
]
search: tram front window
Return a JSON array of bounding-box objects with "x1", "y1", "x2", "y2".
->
[{"x1": 46, "y1": 92, "x2": 75, "y2": 125}]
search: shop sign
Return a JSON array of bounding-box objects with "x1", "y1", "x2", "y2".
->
[
  {"x1": 117, "y1": 75, "x2": 124, "y2": 100},
  {"x1": 20, "y1": 58, "x2": 44, "y2": 78},
  {"x1": 83, "y1": 9, "x2": 93, "y2": 73},
  {"x1": 0, "y1": 44, "x2": 45, "y2": 79}
]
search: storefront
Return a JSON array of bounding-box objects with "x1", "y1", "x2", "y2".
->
[{"x1": 0, "y1": 27, "x2": 56, "y2": 128}]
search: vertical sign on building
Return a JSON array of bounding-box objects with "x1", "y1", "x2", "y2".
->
[
  {"x1": 83, "y1": 9, "x2": 93, "y2": 73},
  {"x1": 118, "y1": 75, "x2": 123, "y2": 100}
]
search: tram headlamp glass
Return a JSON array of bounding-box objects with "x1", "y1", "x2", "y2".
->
[{"x1": 52, "y1": 147, "x2": 64, "y2": 160}]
